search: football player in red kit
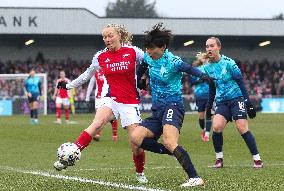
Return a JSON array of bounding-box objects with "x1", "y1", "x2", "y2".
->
[
  {"x1": 54, "y1": 24, "x2": 147, "y2": 183},
  {"x1": 53, "y1": 71, "x2": 71, "y2": 124},
  {"x1": 85, "y1": 70, "x2": 118, "y2": 141}
]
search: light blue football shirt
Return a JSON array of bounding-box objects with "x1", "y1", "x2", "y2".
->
[
  {"x1": 24, "y1": 76, "x2": 41, "y2": 96},
  {"x1": 203, "y1": 55, "x2": 243, "y2": 103},
  {"x1": 192, "y1": 64, "x2": 209, "y2": 100},
  {"x1": 144, "y1": 49, "x2": 202, "y2": 107}
]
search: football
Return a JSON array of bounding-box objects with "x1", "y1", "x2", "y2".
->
[{"x1": 57, "y1": 142, "x2": 81, "y2": 166}]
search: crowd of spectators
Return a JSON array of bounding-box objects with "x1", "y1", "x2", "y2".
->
[
  {"x1": 181, "y1": 59, "x2": 284, "y2": 98},
  {"x1": 0, "y1": 53, "x2": 90, "y2": 101},
  {"x1": 238, "y1": 59, "x2": 284, "y2": 97},
  {"x1": 1, "y1": 53, "x2": 284, "y2": 101}
]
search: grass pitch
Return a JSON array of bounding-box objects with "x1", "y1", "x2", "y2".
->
[{"x1": 0, "y1": 113, "x2": 283, "y2": 190}]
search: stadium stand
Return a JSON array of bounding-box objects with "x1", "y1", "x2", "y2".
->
[
  {"x1": 1, "y1": 54, "x2": 283, "y2": 101},
  {"x1": 1, "y1": 7, "x2": 284, "y2": 113},
  {"x1": 0, "y1": 54, "x2": 90, "y2": 101}
]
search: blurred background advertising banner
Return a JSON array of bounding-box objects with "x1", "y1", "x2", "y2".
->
[
  {"x1": 0, "y1": 100, "x2": 12, "y2": 116},
  {"x1": 261, "y1": 98, "x2": 284, "y2": 113}
]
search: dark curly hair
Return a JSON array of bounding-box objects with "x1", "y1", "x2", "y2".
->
[{"x1": 144, "y1": 23, "x2": 173, "y2": 49}]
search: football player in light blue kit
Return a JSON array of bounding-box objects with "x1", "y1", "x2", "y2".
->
[
  {"x1": 130, "y1": 23, "x2": 215, "y2": 187},
  {"x1": 24, "y1": 68, "x2": 42, "y2": 124},
  {"x1": 203, "y1": 37, "x2": 263, "y2": 168},
  {"x1": 191, "y1": 52, "x2": 212, "y2": 142}
]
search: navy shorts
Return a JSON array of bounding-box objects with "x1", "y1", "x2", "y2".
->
[
  {"x1": 141, "y1": 103, "x2": 185, "y2": 140},
  {"x1": 28, "y1": 95, "x2": 39, "y2": 103},
  {"x1": 196, "y1": 99, "x2": 207, "y2": 112},
  {"x1": 215, "y1": 97, "x2": 247, "y2": 122}
]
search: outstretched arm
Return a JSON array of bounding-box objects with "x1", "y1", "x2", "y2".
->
[
  {"x1": 178, "y1": 61, "x2": 203, "y2": 77},
  {"x1": 178, "y1": 62, "x2": 216, "y2": 115},
  {"x1": 190, "y1": 77, "x2": 202, "y2": 86},
  {"x1": 66, "y1": 65, "x2": 99, "y2": 89},
  {"x1": 85, "y1": 76, "x2": 96, "y2": 101},
  {"x1": 60, "y1": 54, "x2": 100, "y2": 90},
  {"x1": 234, "y1": 76, "x2": 256, "y2": 118}
]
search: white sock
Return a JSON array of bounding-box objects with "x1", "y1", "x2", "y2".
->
[
  {"x1": 253, "y1": 154, "x2": 261, "y2": 161},
  {"x1": 205, "y1": 131, "x2": 210, "y2": 137},
  {"x1": 216, "y1": 152, "x2": 223, "y2": 159}
]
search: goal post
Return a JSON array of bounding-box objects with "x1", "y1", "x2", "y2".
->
[{"x1": 0, "y1": 73, "x2": 48, "y2": 115}]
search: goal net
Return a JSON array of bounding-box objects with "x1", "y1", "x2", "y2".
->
[{"x1": 0, "y1": 73, "x2": 47, "y2": 115}]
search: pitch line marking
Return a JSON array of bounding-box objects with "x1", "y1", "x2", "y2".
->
[
  {"x1": 1, "y1": 166, "x2": 170, "y2": 191},
  {"x1": 71, "y1": 163, "x2": 284, "y2": 172},
  {"x1": 71, "y1": 166, "x2": 181, "y2": 171}
]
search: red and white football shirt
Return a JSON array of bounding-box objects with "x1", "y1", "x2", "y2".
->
[
  {"x1": 56, "y1": 78, "x2": 71, "y2": 98},
  {"x1": 67, "y1": 45, "x2": 144, "y2": 104},
  {"x1": 93, "y1": 45, "x2": 144, "y2": 104}
]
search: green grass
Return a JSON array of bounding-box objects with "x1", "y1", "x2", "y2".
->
[{"x1": 0, "y1": 113, "x2": 283, "y2": 190}]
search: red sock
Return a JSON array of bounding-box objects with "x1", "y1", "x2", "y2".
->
[
  {"x1": 133, "y1": 150, "x2": 145, "y2": 173},
  {"x1": 56, "y1": 107, "x2": 61, "y2": 119},
  {"x1": 111, "y1": 120, "x2": 118, "y2": 137},
  {"x1": 74, "y1": 131, "x2": 92, "y2": 151},
  {"x1": 64, "y1": 108, "x2": 70, "y2": 120}
]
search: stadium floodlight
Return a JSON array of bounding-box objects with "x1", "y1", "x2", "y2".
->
[
  {"x1": 184, "y1": 40, "x2": 194, "y2": 46},
  {"x1": 25, "y1": 39, "x2": 34, "y2": 46},
  {"x1": 259, "y1": 40, "x2": 271, "y2": 47}
]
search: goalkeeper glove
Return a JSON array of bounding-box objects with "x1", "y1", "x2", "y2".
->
[
  {"x1": 57, "y1": 81, "x2": 68, "y2": 90},
  {"x1": 246, "y1": 102, "x2": 256, "y2": 119}
]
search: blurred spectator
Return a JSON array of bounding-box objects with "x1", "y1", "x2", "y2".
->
[
  {"x1": 238, "y1": 59, "x2": 284, "y2": 98},
  {"x1": 0, "y1": 56, "x2": 284, "y2": 99},
  {"x1": 0, "y1": 56, "x2": 90, "y2": 100}
]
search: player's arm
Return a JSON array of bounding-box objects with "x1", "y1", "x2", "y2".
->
[
  {"x1": 134, "y1": 46, "x2": 148, "y2": 90},
  {"x1": 231, "y1": 62, "x2": 250, "y2": 101},
  {"x1": 24, "y1": 80, "x2": 31, "y2": 97},
  {"x1": 66, "y1": 79, "x2": 72, "y2": 98},
  {"x1": 60, "y1": 55, "x2": 100, "y2": 90},
  {"x1": 190, "y1": 75, "x2": 202, "y2": 86},
  {"x1": 231, "y1": 62, "x2": 256, "y2": 118},
  {"x1": 234, "y1": 77, "x2": 249, "y2": 101},
  {"x1": 134, "y1": 46, "x2": 144, "y2": 64},
  {"x1": 66, "y1": 65, "x2": 99, "y2": 89},
  {"x1": 136, "y1": 61, "x2": 148, "y2": 90},
  {"x1": 178, "y1": 61, "x2": 216, "y2": 116},
  {"x1": 24, "y1": 81, "x2": 28, "y2": 95},
  {"x1": 178, "y1": 61, "x2": 203, "y2": 77},
  {"x1": 53, "y1": 80, "x2": 59, "y2": 99},
  {"x1": 85, "y1": 76, "x2": 96, "y2": 102}
]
